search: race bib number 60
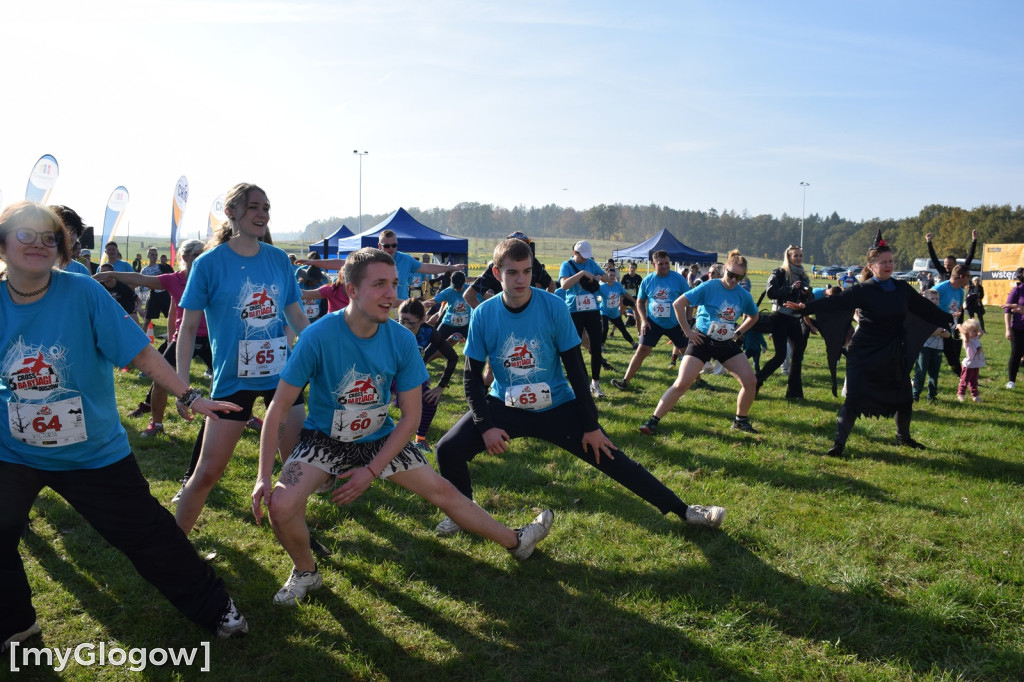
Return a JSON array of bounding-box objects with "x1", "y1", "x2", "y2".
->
[{"x1": 331, "y1": 404, "x2": 389, "y2": 442}]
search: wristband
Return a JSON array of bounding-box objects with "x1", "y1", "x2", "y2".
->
[
  {"x1": 366, "y1": 464, "x2": 379, "y2": 478},
  {"x1": 176, "y1": 386, "x2": 202, "y2": 408}
]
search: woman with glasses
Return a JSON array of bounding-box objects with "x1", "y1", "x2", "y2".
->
[
  {"x1": 637, "y1": 250, "x2": 761, "y2": 436},
  {"x1": 0, "y1": 202, "x2": 249, "y2": 649},
  {"x1": 756, "y1": 245, "x2": 813, "y2": 400}
]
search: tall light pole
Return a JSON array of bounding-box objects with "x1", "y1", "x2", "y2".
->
[
  {"x1": 353, "y1": 150, "x2": 369, "y2": 231},
  {"x1": 799, "y1": 181, "x2": 810, "y2": 249}
]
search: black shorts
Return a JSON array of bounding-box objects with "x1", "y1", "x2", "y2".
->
[
  {"x1": 145, "y1": 290, "x2": 171, "y2": 319},
  {"x1": 639, "y1": 323, "x2": 688, "y2": 349},
  {"x1": 212, "y1": 387, "x2": 305, "y2": 422},
  {"x1": 436, "y1": 322, "x2": 469, "y2": 342},
  {"x1": 684, "y1": 333, "x2": 745, "y2": 364}
]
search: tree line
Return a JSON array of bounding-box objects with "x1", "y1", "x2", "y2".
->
[{"x1": 303, "y1": 202, "x2": 1024, "y2": 268}]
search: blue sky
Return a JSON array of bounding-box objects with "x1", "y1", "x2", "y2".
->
[{"x1": 2, "y1": 0, "x2": 1021, "y2": 242}]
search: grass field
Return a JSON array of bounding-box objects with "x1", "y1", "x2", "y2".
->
[{"x1": 17, "y1": 249, "x2": 1024, "y2": 680}]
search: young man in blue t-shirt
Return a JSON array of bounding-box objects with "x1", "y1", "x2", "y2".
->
[
  {"x1": 252, "y1": 248, "x2": 553, "y2": 606},
  {"x1": 434, "y1": 239, "x2": 726, "y2": 534},
  {"x1": 611, "y1": 250, "x2": 691, "y2": 390}
]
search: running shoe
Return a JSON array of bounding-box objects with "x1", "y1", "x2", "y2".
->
[
  {"x1": 216, "y1": 599, "x2": 249, "y2": 637},
  {"x1": 273, "y1": 568, "x2": 323, "y2": 606},
  {"x1": 639, "y1": 417, "x2": 659, "y2": 435},
  {"x1": 509, "y1": 509, "x2": 555, "y2": 560},
  {"x1": 246, "y1": 416, "x2": 264, "y2": 432},
  {"x1": 140, "y1": 422, "x2": 164, "y2": 438},
  {"x1": 2, "y1": 621, "x2": 41, "y2": 655},
  {"x1": 684, "y1": 505, "x2": 726, "y2": 529},
  {"x1": 730, "y1": 419, "x2": 758, "y2": 434},
  {"x1": 170, "y1": 476, "x2": 189, "y2": 504},
  {"x1": 610, "y1": 378, "x2": 629, "y2": 391},
  {"x1": 1006, "y1": 381, "x2": 1016, "y2": 390},
  {"x1": 435, "y1": 516, "x2": 464, "y2": 536},
  {"x1": 414, "y1": 439, "x2": 433, "y2": 456},
  {"x1": 128, "y1": 401, "x2": 151, "y2": 418},
  {"x1": 590, "y1": 380, "x2": 605, "y2": 398}
]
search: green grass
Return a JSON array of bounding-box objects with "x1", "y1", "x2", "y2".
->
[{"x1": 11, "y1": 299, "x2": 1024, "y2": 680}]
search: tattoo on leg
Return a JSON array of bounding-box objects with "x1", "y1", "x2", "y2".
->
[{"x1": 280, "y1": 462, "x2": 304, "y2": 487}]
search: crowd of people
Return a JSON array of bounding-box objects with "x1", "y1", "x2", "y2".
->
[{"x1": 3, "y1": 189, "x2": 1020, "y2": 655}]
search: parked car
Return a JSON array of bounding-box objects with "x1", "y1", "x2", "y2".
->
[{"x1": 820, "y1": 265, "x2": 845, "y2": 279}]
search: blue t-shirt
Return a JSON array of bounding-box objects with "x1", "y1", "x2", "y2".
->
[
  {"x1": 63, "y1": 260, "x2": 91, "y2": 276},
  {"x1": 465, "y1": 289, "x2": 580, "y2": 411},
  {"x1": 684, "y1": 280, "x2": 759, "y2": 337},
  {"x1": 1, "y1": 271, "x2": 150, "y2": 470},
  {"x1": 435, "y1": 285, "x2": 472, "y2": 328},
  {"x1": 110, "y1": 260, "x2": 135, "y2": 274},
  {"x1": 180, "y1": 242, "x2": 301, "y2": 397},
  {"x1": 932, "y1": 280, "x2": 964, "y2": 318},
  {"x1": 393, "y1": 251, "x2": 423, "y2": 300},
  {"x1": 281, "y1": 312, "x2": 427, "y2": 442},
  {"x1": 811, "y1": 287, "x2": 828, "y2": 300},
  {"x1": 599, "y1": 281, "x2": 626, "y2": 318},
  {"x1": 558, "y1": 258, "x2": 604, "y2": 313},
  {"x1": 638, "y1": 271, "x2": 690, "y2": 328}
]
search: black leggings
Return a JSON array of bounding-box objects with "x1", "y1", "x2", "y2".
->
[
  {"x1": 1009, "y1": 328, "x2": 1024, "y2": 383},
  {"x1": 435, "y1": 398, "x2": 685, "y2": 515},
  {"x1": 942, "y1": 335, "x2": 962, "y2": 377},
  {"x1": 834, "y1": 403, "x2": 913, "y2": 446},
  {"x1": 601, "y1": 314, "x2": 635, "y2": 346},
  {"x1": 571, "y1": 310, "x2": 604, "y2": 380},
  {"x1": 756, "y1": 314, "x2": 807, "y2": 399}
]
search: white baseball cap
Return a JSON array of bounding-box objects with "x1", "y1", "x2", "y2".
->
[{"x1": 573, "y1": 240, "x2": 593, "y2": 259}]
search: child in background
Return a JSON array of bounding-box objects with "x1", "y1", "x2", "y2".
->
[
  {"x1": 913, "y1": 289, "x2": 951, "y2": 404},
  {"x1": 743, "y1": 330, "x2": 769, "y2": 373},
  {"x1": 957, "y1": 317, "x2": 985, "y2": 402}
]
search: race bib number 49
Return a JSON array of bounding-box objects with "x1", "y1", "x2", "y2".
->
[{"x1": 504, "y1": 383, "x2": 553, "y2": 410}]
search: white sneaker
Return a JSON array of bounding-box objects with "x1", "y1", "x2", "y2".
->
[
  {"x1": 685, "y1": 504, "x2": 726, "y2": 529},
  {"x1": 3, "y1": 621, "x2": 41, "y2": 653},
  {"x1": 215, "y1": 599, "x2": 248, "y2": 638},
  {"x1": 1006, "y1": 381, "x2": 1016, "y2": 390},
  {"x1": 510, "y1": 509, "x2": 555, "y2": 560},
  {"x1": 435, "y1": 515, "x2": 464, "y2": 537},
  {"x1": 273, "y1": 568, "x2": 323, "y2": 606},
  {"x1": 590, "y1": 380, "x2": 604, "y2": 398}
]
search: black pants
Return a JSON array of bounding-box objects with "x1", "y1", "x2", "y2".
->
[
  {"x1": 942, "y1": 335, "x2": 963, "y2": 377},
  {"x1": 1, "y1": 456, "x2": 230, "y2": 640},
  {"x1": 1009, "y1": 328, "x2": 1024, "y2": 383},
  {"x1": 435, "y1": 398, "x2": 684, "y2": 514},
  {"x1": 834, "y1": 403, "x2": 913, "y2": 446},
  {"x1": 570, "y1": 310, "x2": 604, "y2": 380},
  {"x1": 601, "y1": 315, "x2": 635, "y2": 346},
  {"x1": 755, "y1": 314, "x2": 807, "y2": 399}
]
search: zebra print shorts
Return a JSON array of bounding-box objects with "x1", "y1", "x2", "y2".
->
[{"x1": 286, "y1": 428, "x2": 428, "y2": 484}]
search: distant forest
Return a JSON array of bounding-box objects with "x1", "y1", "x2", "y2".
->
[{"x1": 302, "y1": 202, "x2": 1024, "y2": 268}]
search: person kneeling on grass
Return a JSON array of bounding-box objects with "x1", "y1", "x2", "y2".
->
[
  {"x1": 251, "y1": 248, "x2": 554, "y2": 606},
  {"x1": 434, "y1": 238, "x2": 725, "y2": 535},
  {"x1": 638, "y1": 250, "x2": 761, "y2": 436}
]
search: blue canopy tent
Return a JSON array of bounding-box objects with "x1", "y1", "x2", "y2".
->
[
  {"x1": 309, "y1": 223, "x2": 355, "y2": 258},
  {"x1": 333, "y1": 207, "x2": 468, "y2": 260},
  {"x1": 612, "y1": 229, "x2": 717, "y2": 265}
]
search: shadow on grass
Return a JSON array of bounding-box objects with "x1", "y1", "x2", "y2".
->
[{"x1": 689, "y1": 531, "x2": 1024, "y2": 679}]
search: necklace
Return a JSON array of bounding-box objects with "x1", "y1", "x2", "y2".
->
[{"x1": 7, "y1": 273, "x2": 52, "y2": 298}]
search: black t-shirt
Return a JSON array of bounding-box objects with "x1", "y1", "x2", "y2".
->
[
  {"x1": 621, "y1": 273, "x2": 642, "y2": 298},
  {"x1": 106, "y1": 281, "x2": 137, "y2": 314}
]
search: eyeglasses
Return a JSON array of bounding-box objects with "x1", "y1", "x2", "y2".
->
[
  {"x1": 15, "y1": 228, "x2": 60, "y2": 248},
  {"x1": 724, "y1": 270, "x2": 743, "y2": 281},
  {"x1": 381, "y1": 243, "x2": 398, "y2": 249}
]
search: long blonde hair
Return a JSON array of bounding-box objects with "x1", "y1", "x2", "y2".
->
[{"x1": 206, "y1": 183, "x2": 274, "y2": 249}]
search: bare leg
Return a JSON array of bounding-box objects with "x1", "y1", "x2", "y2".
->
[
  {"x1": 622, "y1": 344, "x2": 653, "y2": 382},
  {"x1": 267, "y1": 460, "x2": 331, "y2": 573},
  {"x1": 652, "y1": 355, "x2": 704, "y2": 418},
  {"x1": 174, "y1": 419, "x2": 247, "y2": 533},
  {"x1": 723, "y1": 353, "x2": 757, "y2": 417},
  {"x1": 388, "y1": 467, "x2": 518, "y2": 548}
]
